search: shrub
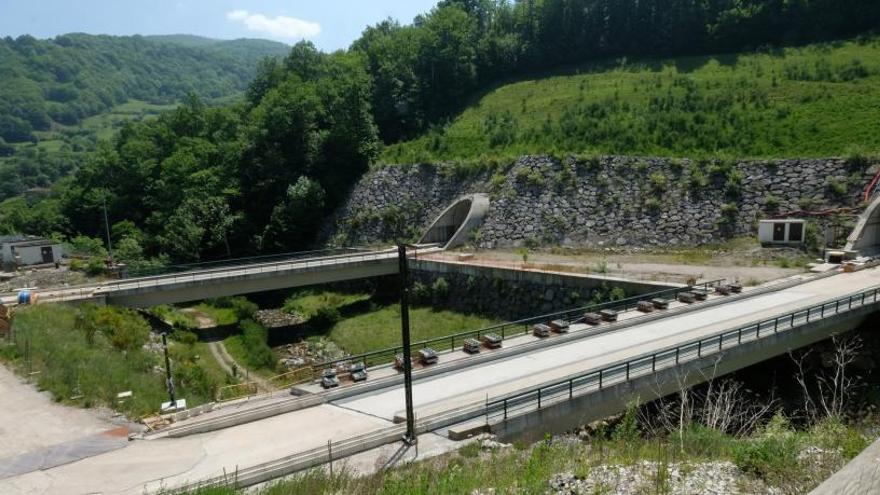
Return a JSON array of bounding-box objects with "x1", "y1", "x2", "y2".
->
[
  {"x1": 649, "y1": 171, "x2": 668, "y2": 194},
  {"x1": 763, "y1": 194, "x2": 780, "y2": 212},
  {"x1": 85, "y1": 256, "x2": 106, "y2": 276},
  {"x1": 732, "y1": 413, "x2": 799, "y2": 481},
  {"x1": 77, "y1": 305, "x2": 150, "y2": 352},
  {"x1": 724, "y1": 169, "x2": 745, "y2": 200},
  {"x1": 172, "y1": 329, "x2": 198, "y2": 346},
  {"x1": 688, "y1": 164, "x2": 708, "y2": 192},
  {"x1": 825, "y1": 176, "x2": 849, "y2": 199},
  {"x1": 431, "y1": 277, "x2": 450, "y2": 300},
  {"x1": 720, "y1": 203, "x2": 739, "y2": 224},
  {"x1": 311, "y1": 306, "x2": 342, "y2": 329},
  {"x1": 644, "y1": 197, "x2": 662, "y2": 212},
  {"x1": 239, "y1": 320, "x2": 276, "y2": 370}
]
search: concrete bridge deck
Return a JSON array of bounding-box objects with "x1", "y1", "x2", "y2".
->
[
  {"x1": 0, "y1": 248, "x2": 408, "y2": 307},
  {"x1": 2, "y1": 266, "x2": 878, "y2": 494}
]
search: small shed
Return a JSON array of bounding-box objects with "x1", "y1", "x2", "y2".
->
[
  {"x1": 758, "y1": 219, "x2": 806, "y2": 246},
  {"x1": 1, "y1": 237, "x2": 63, "y2": 268}
]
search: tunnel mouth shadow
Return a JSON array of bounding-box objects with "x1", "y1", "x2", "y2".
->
[{"x1": 419, "y1": 193, "x2": 489, "y2": 249}]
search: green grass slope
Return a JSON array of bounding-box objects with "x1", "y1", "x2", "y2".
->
[{"x1": 382, "y1": 37, "x2": 880, "y2": 163}]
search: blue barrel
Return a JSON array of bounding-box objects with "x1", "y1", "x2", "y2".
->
[{"x1": 17, "y1": 290, "x2": 30, "y2": 305}]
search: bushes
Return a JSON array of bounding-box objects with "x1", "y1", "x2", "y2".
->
[
  {"x1": 76, "y1": 305, "x2": 150, "y2": 352},
  {"x1": 732, "y1": 413, "x2": 800, "y2": 481},
  {"x1": 238, "y1": 320, "x2": 277, "y2": 371},
  {"x1": 205, "y1": 296, "x2": 258, "y2": 322},
  {"x1": 4, "y1": 304, "x2": 220, "y2": 416}
]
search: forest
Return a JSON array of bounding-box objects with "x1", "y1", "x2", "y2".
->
[{"x1": 1, "y1": 0, "x2": 878, "y2": 267}]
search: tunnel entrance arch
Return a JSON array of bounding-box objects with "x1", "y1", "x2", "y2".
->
[
  {"x1": 419, "y1": 194, "x2": 489, "y2": 250},
  {"x1": 845, "y1": 195, "x2": 880, "y2": 256}
]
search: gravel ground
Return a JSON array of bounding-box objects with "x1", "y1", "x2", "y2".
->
[
  {"x1": 0, "y1": 363, "x2": 125, "y2": 458},
  {"x1": 0, "y1": 266, "x2": 94, "y2": 294},
  {"x1": 433, "y1": 246, "x2": 805, "y2": 285},
  {"x1": 548, "y1": 461, "x2": 776, "y2": 495}
]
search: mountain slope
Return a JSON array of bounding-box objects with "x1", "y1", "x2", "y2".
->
[
  {"x1": 0, "y1": 33, "x2": 288, "y2": 202},
  {"x1": 0, "y1": 33, "x2": 288, "y2": 143},
  {"x1": 382, "y1": 37, "x2": 880, "y2": 163}
]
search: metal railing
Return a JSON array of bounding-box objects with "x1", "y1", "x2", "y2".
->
[
  {"x1": 176, "y1": 398, "x2": 486, "y2": 491},
  {"x1": 0, "y1": 247, "x2": 403, "y2": 304},
  {"x1": 0, "y1": 250, "x2": 400, "y2": 305},
  {"x1": 125, "y1": 248, "x2": 367, "y2": 278},
  {"x1": 484, "y1": 285, "x2": 880, "y2": 422},
  {"x1": 315, "y1": 279, "x2": 726, "y2": 370},
  {"x1": 173, "y1": 283, "x2": 877, "y2": 491}
]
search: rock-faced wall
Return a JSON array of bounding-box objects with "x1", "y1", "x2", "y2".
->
[{"x1": 328, "y1": 155, "x2": 872, "y2": 249}]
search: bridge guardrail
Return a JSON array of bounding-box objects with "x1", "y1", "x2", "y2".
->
[
  {"x1": 173, "y1": 281, "x2": 873, "y2": 491},
  {"x1": 0, "y1": 247, "x2": 403, "y2": 303},
  {"x1": 125, "y1": 247, "x2": 367, "y2": 278},
  {"x1": 314, "y1": 279, "x2": 726, "y2": 370},
  {"x1": 484, "y1": 285, "x2": 880, "y2": 422},
  {"x1": 175, "y1": 398, "x2": 486, "y2": 491}
]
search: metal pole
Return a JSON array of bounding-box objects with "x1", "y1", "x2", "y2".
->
[
  {"x1": 398, "y1": 244, "x2": 417, "y2": 445},
  {"x1": 328, "y1": 439, "x2": 333, "y2": 477},
  {"x1": 103, "y1": 196, "x2": 114, "y2": 264},
  {"x1": 162, "y1": 332, "x2": 175, "y2": 406}
]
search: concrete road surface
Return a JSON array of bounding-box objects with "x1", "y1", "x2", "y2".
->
[{"x1": 2, "y1": 268, "x2": 879, "y2": 494}]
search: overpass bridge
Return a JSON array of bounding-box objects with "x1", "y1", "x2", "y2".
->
[
  {"x1": 3, "y1": 264, "x2": 879, "y2": 494},
  {"x1": 0, "y1": 247, "x2": 423, "y2": 308}
]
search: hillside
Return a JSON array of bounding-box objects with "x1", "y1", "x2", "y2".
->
[
  {"x1": 0, "y1": 33, "x2": 288, "y2": 201},
  {"x1": 382, "y1": 37, "x2": 880, "y2": 163},
  {"x1": 0, "y1": 33, "x2": 287, "y2": 141}
]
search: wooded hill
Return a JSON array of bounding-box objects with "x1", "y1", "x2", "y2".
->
[{"x1": 1, "y1": 0, "x2": 879, "y2": 267}]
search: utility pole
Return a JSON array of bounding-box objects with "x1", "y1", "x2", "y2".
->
[
  {"x1": 161, "y1": 332, "x2": 176, "y2": 407},
  {"x1": 398, "y1": 244, "x2": 417, "y2": 445},
  {"x1": 102, "y1": 196, "x2": 114, "y2": 264}
]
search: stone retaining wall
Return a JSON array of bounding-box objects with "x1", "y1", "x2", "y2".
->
[
  {"x1": 328, "y1": 155, "x2": 873, "y2": 249},
  {"x1": 410, "y1": 259, "x2": 679, "y2": 320}
]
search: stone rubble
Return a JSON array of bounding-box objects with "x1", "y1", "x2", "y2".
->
[{"x1": 547, "y1": 460, "x2": 774, "y2": 495}]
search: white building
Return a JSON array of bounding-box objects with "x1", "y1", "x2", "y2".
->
[
  {"x1": 758, "y1": 219, "x2": 806, "y2": 246},
  {"x1": 0, "y1": 237, "x2": 63, "y2": 269}
]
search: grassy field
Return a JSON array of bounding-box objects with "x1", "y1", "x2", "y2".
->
[
  {"x1": 285, "y1": 291, "x2": 500, "y2": 355},
  {"x1": 0, "y1": 304, "x2": 223, "y2": 417},
  {"x1": 78, "y1": 99, "x2": 178, "y2": 140},
  {"x1": 382, "y1": 37, "x2": 880, "y2": 164}
]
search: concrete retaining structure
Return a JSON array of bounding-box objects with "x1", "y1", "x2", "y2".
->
[
  {"x1": 412, "y1": 258, "x2": 680, "y2": 319},
  {"x1": 487, "y1": 306, "x2": 873, "y2": 443},
  {"x1": 329, "y1": 155, "x2": 873, "y2": 249}
]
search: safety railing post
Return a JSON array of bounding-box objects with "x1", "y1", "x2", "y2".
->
[
  {"x1": 774, "y1": 318, "x2": 778, "y2": 333},
  {"x1": 504, "y1": 399, "x2": 508, "y2": 420},
  {"x1": 626, "y1": 363, "x2": 630, "y2": 381},
  {"x1": 652, "y1": 354, "x2": 656, "y2": 372},
  {"x1": 821, "y1": 304, "x2": 825, "y2": 318},
  {"x1": 791, "y1": 313, "x2": 795, "y2": 327},
  {"x1": 537, "y1": 389, "x2": 542, "y2": 409},
  {"x1": 738, "y1": 329, "x2": 742, "y2": 344},
  {"x1": 675, "y1": 348, "x2": 680, "y2": 364},
  {"x1": 599, "y1": 370, "x2": 603, "y2": 388},
  {"x1": 569, "y1": 379, "x2": 573, "y2": 399},
  {"x1": 849, "y1": 297, "x2": 853, "y2": 310},
  {"x1": 697, "y1": 340, "x2": 702, "y2": 357},
  {"x1": 719, "y1": 334, "x2": 723, "y2": 350}
]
